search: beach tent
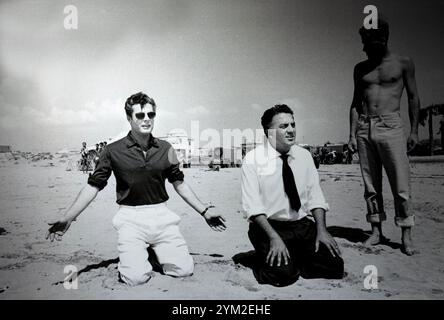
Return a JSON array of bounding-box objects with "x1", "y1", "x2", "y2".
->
[{"x1": 0, "y1": 145, "x2": 11, "y2": 153}]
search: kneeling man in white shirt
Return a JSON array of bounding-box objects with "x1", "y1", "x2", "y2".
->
[{"x1": 241, "y1": 104, "x2": 344, "y2": 287}]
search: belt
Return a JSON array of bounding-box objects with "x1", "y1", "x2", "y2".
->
[{"x1": 358, "y1": 112, "x2": 400, "y2": 122}]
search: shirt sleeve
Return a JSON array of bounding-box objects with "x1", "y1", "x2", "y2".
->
[
  {"x1": 241, "y1": 156, "x2": 266, "y2": 221},
  {"x1": 87, "y1": 147, "x2": 112, "y2": 191},
  {"x1": 165, "y1": 145, "x2": 184, "y2": 183},
  {"x1": 305, "y1": 151, "x2": 329, "y2": 212}
]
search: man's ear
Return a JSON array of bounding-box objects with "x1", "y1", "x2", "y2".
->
[{"x1": 126, "y1": 115, "x2": 132, "y2": 123}]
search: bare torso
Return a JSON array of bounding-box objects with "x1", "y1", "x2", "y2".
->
[{"x1": 355, "y1": 53, "x2": 408, "y2": 115}]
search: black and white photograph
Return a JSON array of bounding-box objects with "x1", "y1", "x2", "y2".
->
[{"x1": 0, "y1": 0, "x2": 443, "y2": 302}]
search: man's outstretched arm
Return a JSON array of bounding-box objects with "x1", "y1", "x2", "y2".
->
[
  {"x1": 46, "y1": 184, "x2": 99, "y2": 241},
  {"x1": 172, "y1": 180, "x2": 226, "y2": 231},
  {"x1": 46, "y1": 146, "x2": 111, "y2": 242}
]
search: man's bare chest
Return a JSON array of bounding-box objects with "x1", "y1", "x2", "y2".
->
[{"x1": 361, "y1": 62, "x2": 403, "y2": 86}]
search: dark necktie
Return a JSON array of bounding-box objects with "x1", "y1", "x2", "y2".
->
[{"x1": 280, "y1": 154, "x2": 301, "y2": 212}]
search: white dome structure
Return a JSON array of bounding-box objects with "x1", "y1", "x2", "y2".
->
[
  {"x1": 167, "y1": 128, "x2": 188, "y2": 137},
  {"x1": 159, "y1": 129, "x2": 195, "y2": 167}
]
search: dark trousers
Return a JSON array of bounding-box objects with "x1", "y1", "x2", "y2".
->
[{"x1": 248, "y1": 217, "x2": 344, "y2": 287}]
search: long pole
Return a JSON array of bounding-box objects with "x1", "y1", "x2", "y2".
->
[{"x1": 429, "y1": 108, "x2": 434, "y2": 156}]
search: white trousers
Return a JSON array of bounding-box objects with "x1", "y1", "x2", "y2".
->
[{"x1": 112, "y1": 203, "x2": 194, "y2": 286}]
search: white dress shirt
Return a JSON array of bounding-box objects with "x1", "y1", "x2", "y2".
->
[{"x1": 241, "y1": 141, "x2": 329, "y2": 222}]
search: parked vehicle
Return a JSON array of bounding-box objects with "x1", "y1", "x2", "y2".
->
[{"x1": 211, "y1": 147, "x2": 242, "y2": 168}]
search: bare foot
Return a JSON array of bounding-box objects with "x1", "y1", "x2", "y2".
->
[
  {"x1": 401, "y1": 228, "x2": 418, "y2": 256},
  {"x1": 363, "y1": 232, "x2": 382, "y2": 246},
  {"x1": 401, "y1": 235, "x2": 417, "y2": 256}
]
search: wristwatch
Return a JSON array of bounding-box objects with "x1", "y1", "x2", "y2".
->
[{"x1": 200, "y1": 207, "x2": 209, "y2": 216}]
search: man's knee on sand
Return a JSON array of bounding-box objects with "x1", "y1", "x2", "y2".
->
[
  {"x1": 162, "y1": 257, "x2": 194, "y2": 277},
  {"x1": 305, "y1": 255, "x2": 345, "y2": 280},
  {"x1": 305, "y1": 244, "x2": 345, "y2": 279},
  {"x1": 119, "y1": 270, "x2": 152, "y2": 286},
  {"x1": 334, "y1": 257, "x2": 345, "y2": 278},
  {"x1": 256, "y1": 261, "x2": 300, "y2": 287}
]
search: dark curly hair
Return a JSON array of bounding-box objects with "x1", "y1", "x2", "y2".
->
[
  {"x1": 261, "y1": 104, "x2": 294, "y2": 137},
  {"x1": 124, "y1": 92, "x2": 157, "y2": 117},
  {"x1": 359, "y1": 17, "x2": 389, "y2": 43}
]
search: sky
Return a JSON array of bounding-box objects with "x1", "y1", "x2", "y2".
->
[{"x1": 1, "y1": 0, "x2": 443, "y2": 152}]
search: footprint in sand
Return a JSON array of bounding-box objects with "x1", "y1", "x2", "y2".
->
[
  {"x1": 342, "y1": 271, "x2": 362, "y2": 286},
  {"x1": 102, "y1": 274, "x2": 129, "y2": 290},
  {"x1": 223, "y1": 269, "x2": 260, "y2": 292},
  {"x1": 0, "y1": 286, "x2": 10, "y2": 293},
  {"x1": 384, "y1": 291, "x2": 398, "y2": 297},
  {"x1": 341, "y1": 242, "x2": 384, "y2": 255},
  {"x1": 431, "y1": 288, "x2": 444, "y2": 296}
]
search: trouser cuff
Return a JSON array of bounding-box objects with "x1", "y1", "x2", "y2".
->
[
  {"x1": 395, "y1": 215, "x2": 415, "y2": 227},
  {"x1": 366, "y1": 212, "x2": 387, "y2": 224}
]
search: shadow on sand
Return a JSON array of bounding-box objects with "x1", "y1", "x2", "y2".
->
[
  {"x1": 232, "y1": 250, "x2": 258, "y2": 270},
  {"x1": 76, "y1": 247, "x2": 165, "y2": 277},
  {"x1": 76, "y1": 257, "x2": 119, "y2": 276},
  {"x1": 232, "y1": 226, "x2": 403, "y2": 270},
  {"x1": 327, "y1": 226, "x2": 402, "y2": 250},
  {"x1": 52, "y1": 248, "x2": 164, "y2": 285}
]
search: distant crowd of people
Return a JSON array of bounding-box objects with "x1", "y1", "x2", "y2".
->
[
  {"x1": 79, "y1": 141, "x2": 108, "y2": 173},
  {"x1": 310, "y1": 144, "x2": 354, "y2": 167}
]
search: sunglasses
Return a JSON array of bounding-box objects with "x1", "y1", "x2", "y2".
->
[{"x1": 134, "y1": 111, "x2": 156, "y2": 120}]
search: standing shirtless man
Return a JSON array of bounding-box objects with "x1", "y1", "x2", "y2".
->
[{"x1": 348, "y1": 19, "x2": 420, "y2": 255}]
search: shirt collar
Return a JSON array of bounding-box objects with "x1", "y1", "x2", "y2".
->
[
  {"x1": 125, "y1": 131, "x2": 159, "y2": 149},
  {"x1": 265, "y1": 139, "x2": 296, "y2": 160}
]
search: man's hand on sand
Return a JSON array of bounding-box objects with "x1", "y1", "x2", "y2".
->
[
  {"x1": 316, "y1": 230, "x2": 342, "y2": 258},
  {"x1": 407, "y1": 133, "x2": 418, "y2": 153},
  {"x1": 203, "y1": 209, "x2": 227, "y2": 232},
  {"x1": 348, "y1": 137, "x2": 357, "y2": 153},
  {"x1": 46, "y1": 216, "x2": 73, "y2": 242}
]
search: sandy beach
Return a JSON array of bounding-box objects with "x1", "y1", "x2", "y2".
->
[{"x1": 0, "y1": 154, "x2": 443, "y2": 300}]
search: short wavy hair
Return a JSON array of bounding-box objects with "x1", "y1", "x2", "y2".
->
[
  {"x1": 261, "y1": 104, "x2": 294, "y2": 137},
  {"x1": 359, "y1": 18, "x2": 389, "y2": 43},
  {"x1": 124, "y1": 92, "x2": 157, "y2": 117}
]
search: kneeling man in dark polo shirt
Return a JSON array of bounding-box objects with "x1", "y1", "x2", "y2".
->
[{"x1": 46, "y1": 92, "x2": 226, "y2": 286}]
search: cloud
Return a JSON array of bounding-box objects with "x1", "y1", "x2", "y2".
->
[
  {"x1": 44, "y1": 99, "x2": 126, "y2": 126},
  {"x1": 251, "y1": 103, "x2": 263, "y2": 110},
  {"x1": 0, "y1": 92, "x2": 125, "y2": 128},
  {"x1": 276, "y1": 97, "x2": 304, "y2": 110},
  {"x1": 185, "y1": 105, "x2": 211, "y2": 115},
  {"x1": 158, "y1": 108, "x2": 176, "y2": 118}
]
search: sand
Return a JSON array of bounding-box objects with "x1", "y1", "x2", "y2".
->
[{"x1": 0, "y1": 154, "x2": 443, "y2": 300}]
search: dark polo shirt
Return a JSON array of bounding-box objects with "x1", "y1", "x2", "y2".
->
[{"x1": 88, "y1": 131, "x2": 184, "y2": 206}]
